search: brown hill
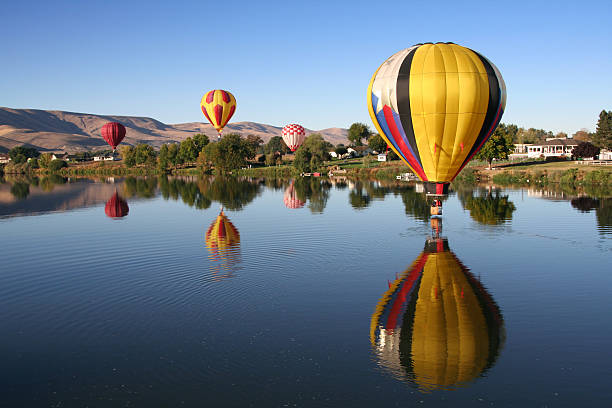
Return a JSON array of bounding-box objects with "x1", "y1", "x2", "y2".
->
[{"x1": 0, "y1": 107, "x2": 349, "y2": 152}]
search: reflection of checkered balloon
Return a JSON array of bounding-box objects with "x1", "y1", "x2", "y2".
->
[
  {"x1": 283, "y1": 182, "x2": 305, "y2": 209},
  {"x1": 281, "y1": 124, "x2": 306, "y2": 151}
]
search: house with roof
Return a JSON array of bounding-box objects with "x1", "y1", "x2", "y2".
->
[
  {"x1": 527, "y1": 138, "x2": 578, "y2": 158},
  {"x1": 0, "y1": 153, "x2": 10, "y2": 164},
  {"x1": 347, "y1": 146, "x2": 373, "y2": 157}
]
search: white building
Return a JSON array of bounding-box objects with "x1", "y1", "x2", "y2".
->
[{"x1": 527, "y1": 139, "x2": 578, "y2": 158}]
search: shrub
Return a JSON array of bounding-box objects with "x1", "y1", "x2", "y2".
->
[{"x1": 48, "y1": 159, "x2": 68, "y2": 171}]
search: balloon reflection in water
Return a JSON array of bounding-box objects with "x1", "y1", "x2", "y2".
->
[
  {"x1": 104, "y1": 192, "x2": 129, "y2": 218},
  {"x1": 205, "y1": 210, "x2": 241, "y2": 281},
  {"x1": 370, "y1": 238, "x2": 504, "y2": 392},
  {"x1": 283, "y1": 180, "x2": 305, "y2": 209}
]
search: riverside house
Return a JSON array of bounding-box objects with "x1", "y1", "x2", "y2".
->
[{"x1": 527, "y1": 138, "x2": 578, "y2": 158}]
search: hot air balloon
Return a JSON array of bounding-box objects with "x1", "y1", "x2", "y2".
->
[
  {"x1": 101, "y1": 122, "x2": 126, "y2": 151},
  {"x1": 283, "y1": 180, "x2": 305, "y2": 209},
  {"x1": 205, "y1": 209, "x2": 240, "y2": 258},
  {"x1": 281, "y1": 124, "x2": 306, "y2": 152},
  {"x1": 205, "y1": 209, "x2": 241, "y2": 281},
  {"x1": 370, "y1": 238, "x2": 505, "y2": 392},
  {"x1": 367, "y1": 42, "x2": 506, "y2": 195},
  {"x1": 105, "y1": 192, "x2": 129, "y2": 218},
  {"x1": 200, "y1": 89, "x2": 236, "y2": 140}
]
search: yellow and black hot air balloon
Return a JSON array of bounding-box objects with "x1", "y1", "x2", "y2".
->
[
  {"x1": 370, "y1": 238, "x2": 505, "y2": 392},
  {"x1": 367, "y1": 42, "x2": 506, "y2": 195},
  {"x1": 201, "y1": 89, "x2": 237, "y2": 140}
]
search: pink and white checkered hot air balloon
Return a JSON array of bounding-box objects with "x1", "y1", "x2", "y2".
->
[
  {"x1": 281, "y1": 124, "x2": 306, "y2": 152},
  {"x1": 283, "y1": 181, "x2": 305, "y2": 209}
]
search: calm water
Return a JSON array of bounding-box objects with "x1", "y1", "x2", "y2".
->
[{"x1": 1, "y1": 176, "x2": 611, "y2": 407}]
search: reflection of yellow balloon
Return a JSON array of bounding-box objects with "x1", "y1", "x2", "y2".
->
[
  {"x1": 205, "y1": 210, "x2": 241, "y2": 281},
  {"x1": 371, "y1": 238, "x2": 504, "y2": 392},
  {"x1": 206, "y1": 210, "x2": 240, "y2": 252}
]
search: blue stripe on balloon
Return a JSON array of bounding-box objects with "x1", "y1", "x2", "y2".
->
[
  {"x1": 371, "y1": 94, "x2": 401, "y2": 153},
  {"x1": 390, "y1": 108, "x2": 422, "y2": 168},
  {"x1": 371, "y1": 93, "x2": 422, "y2": 168}
]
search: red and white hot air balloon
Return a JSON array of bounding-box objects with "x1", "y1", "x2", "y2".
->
[
  {"x1": 283, "y1": 181, "x2": 305, "y2": 209},
  {"x1": 281, "y1": 124, "x2": 306, "y2": 152}
]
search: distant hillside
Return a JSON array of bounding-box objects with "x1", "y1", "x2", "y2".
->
[{"x1": 0, "y1": 107, "x2": 349, "y2": 152}]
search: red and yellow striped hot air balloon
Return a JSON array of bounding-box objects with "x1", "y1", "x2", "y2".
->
[
  {"x1": 200, "y1": 89, "x2": 236, "y2": 140},
  {"x1": 205, "y1": 210, "x2": 240, "y2": 256}
]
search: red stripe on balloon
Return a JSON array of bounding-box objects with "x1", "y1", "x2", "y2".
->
[
  {"x1": 206, "y1": 91, "x2": 215, "y2": 104},
  {"x1": 223, "y1": 105, "x2": 235, "y2": 127},
  {"x1": 220, "y1": 90, "x2": 230, "y2": 103},
  {"x1": 385, "y1": 254, "x2": 428, "y2": 330},
  {"x1": 382, "y1": 106, "x2": 427, "y2": 181},
  {"x1": 214, "y1": 105, "x2": 223, "y2": 127},
  {"x1": 217, "y1": 220, "x2": 226, "y2": 238},
  {"x1": 201, "y1": 106, "x2": 211, "y2": 122}
]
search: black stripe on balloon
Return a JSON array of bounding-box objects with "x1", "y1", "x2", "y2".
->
[
  {"x1": 459, "y1": 51, "x2": 501, "y2": 169},
  {"x1": 396, "y1": 47, "x2": 421, "y2": 166},
  {"x1": 398, "y1": 272, "x2": 422, "y2": 379}
]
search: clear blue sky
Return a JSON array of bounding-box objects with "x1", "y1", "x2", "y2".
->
[{"x1": 1, "y1": 0, "x2": 610, "y2": 134}]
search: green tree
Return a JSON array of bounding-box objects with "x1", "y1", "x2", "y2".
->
[
  {"x1": 572, "y1": 141, "x2": 600, "y2": 159},
  {"x1": 458, "y1": 188, "x2": 516, "y2": 225},
  {"x1": 38, "y1": 153, "x2": 53, "y2": 168},
  {"x1": 10, "y1": 182, "x2": 30, "y2": 200},
  {"x1": 119, "y1": 145, "x2": 136, "y2": 167},
  {"x1": 474, "y1": 127, "x2": 514, "y2": 169},
  {"x1": 179, "y1": 137, "x2": 199, "y2": 163},
  {"x1": 168, "y1": 143, "x2": 179, "y2": 166},
  {"x1": 292, "y1": 134, "x2": 331, "y2": 173},
  {"x1": 245, "y1": 134, "x2": 264, "y2": 155},
  {"x1": 158, "y1": 144, "x2": 170, "y2": 172},
  {"x1": 134, "y1": 144, "x2": 156, "y2": 165},
  {"x1": 368, "y1": 134, "x2": 387, "y2": 153},
  {"x1": 572, "y1": 129, "x2": 593, "y2": 142},
  {"x1": 48, "y1": 159, "x2": 67, "y2": 171},
  {"x1": 347, "y1": 123, "x2": 371, "y2": 146},
  {"x1": 265, "y1": 136, "x2": 289, "y2": 154},
  {"x1": 201, "y1": 133, "x2": 255, "y2": 173},
  {"x1": 193, "y1": 133, "x2": 210, "y2": 151},
  {"x1": 334, "y1": 144, "x2": 348, "y2": 157},
  {"x1": 9, "y1": 146, "x2": 40, "y2": 163},
  {"x1": 592, "y1": 110, "x2": 612, "y2": 149}
]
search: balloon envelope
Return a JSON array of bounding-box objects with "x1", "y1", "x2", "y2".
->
[
  {"x1": 105, "y1": 192, "x2": 129, "y2": 218},
  {"x1": 201, "y1": 90, "x2": 236, "y2": 135},
  {"x1": 367, "y1": 42, "x2": 506, "y2": 194},
  {"x1": 205, "y1": 210, "x2": 240, "y2": 256},
  {"x1": 283, "y1": 180, "x2": 305, "y2": 209},
  {"x1": 101, "y1": 122, "x2": 126, "y2": 150},
  {"x1": 370, "y1": 238, "x2": 504, "y2": 391},
  {"x1": 281, "y1": 124, "x2": 306, "y2": 152}
]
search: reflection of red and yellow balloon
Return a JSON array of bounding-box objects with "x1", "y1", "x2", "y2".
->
[
  {"x1": 371, "y1": 238, "x2": 504, "y2": 392},
  {"x1": 104, "y1": 192, "x2": 129, "y2": 218},
  {"x1": 205, "y1": 210, "x2": 240, "y2": 256},
  {"x1": 283, "y1": 181, "x2": 305, "y2": 209},
  {"x1": 200, "y1": 89, "x2": 236, "y2": 138}
]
